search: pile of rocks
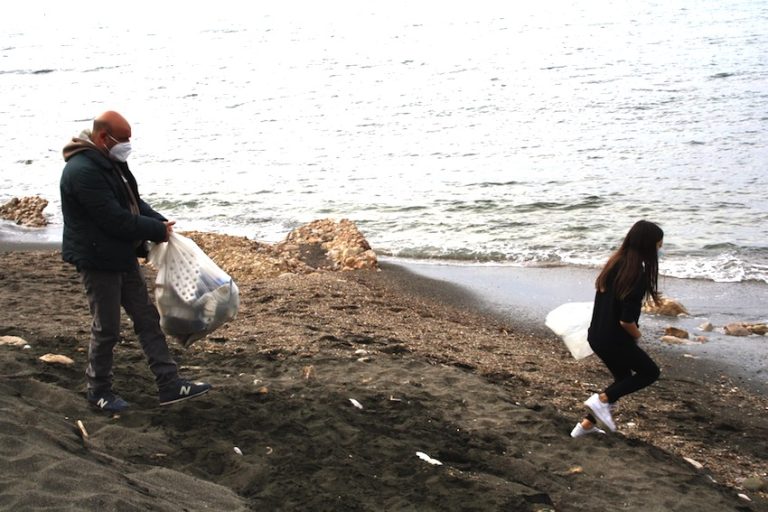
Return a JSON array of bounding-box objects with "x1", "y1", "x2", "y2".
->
[
  {"x1": 660, "y1": 326, "x2": 707, "y2": 345},
  {"x1": 722, "y1": 322, "x2": 768, "y2": 337},
  {"x1": 280, "y1": 218, "x2": 378, "y2": 271},
  {"x1": 181, "y1": 218, "x2": 378, "y2": 284},
  {"x1": 643, "y1": 297, "x2": 767, "y2": 343},
  {"x1": 660, "y1": 322, "x2": 768, "y2": 344},
  {"x1": 0, "y1": 196, "x2": 48, "y2": 227}
]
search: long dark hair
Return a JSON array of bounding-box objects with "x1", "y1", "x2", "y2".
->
[{"x1": 596, "y1": 220, "x2": 663, "y2": 305}]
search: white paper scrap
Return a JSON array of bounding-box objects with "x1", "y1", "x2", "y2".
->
[
  {"x1": 349, "y1": 398, "x2": 363, "y2": 409},
  {"x1": 416, "y1": 451, "x2": 443, "y2": 465},
  {"x1": 683, "y1": 457, "x2": 703, "y2": 469}
]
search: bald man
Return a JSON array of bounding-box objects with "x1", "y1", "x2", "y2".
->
[{"x1": 60, "y1": 111, "x2": 211, "y2": 412}]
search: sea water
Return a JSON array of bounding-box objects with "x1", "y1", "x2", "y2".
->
[{"x1": 1, "y1": 0, "x2": 767, "y2": 285}]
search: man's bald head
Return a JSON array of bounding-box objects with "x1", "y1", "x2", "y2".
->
[
  {"x1": 94, "y1": 111, "x2": 131, "y2": 137},
  {"x1": 92, "y1": 111, "x2": 132, "y2": 149}
]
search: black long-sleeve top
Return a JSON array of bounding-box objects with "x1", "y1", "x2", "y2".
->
[{"x1": 587, "y1": 265, "x2": 646, "y2": 346}]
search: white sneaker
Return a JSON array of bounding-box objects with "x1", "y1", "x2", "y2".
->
[
  {"x1": 584, "y1": 393, "x2": 617, "y2": 432},
  {"x1": 570, "y1": 422, "x2": 606, "y2": 438}
]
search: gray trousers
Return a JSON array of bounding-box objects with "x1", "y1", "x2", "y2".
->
[{"x1": 80, "y1": 262, "x2": 178, "y2": 394}]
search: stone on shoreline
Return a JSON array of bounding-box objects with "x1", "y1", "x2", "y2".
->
[
  {"x1": 664, "y1": 326, "x2": 689, "y2": 339},
  {"x1": 723, "y1": 322, "x2": 768, "y2": 337},
  {"x1": 642, "y1": 296, "x2": 689, "y2": 317},
  {"x1": 0, "y1": 196, "x2": 48, "y2": 227},
  {"x1": 724, "y1": 323, "x2": 752, "y2": 337},
  {"x1": 661, "y1": 335, "x2": 698, "y2": 345}
]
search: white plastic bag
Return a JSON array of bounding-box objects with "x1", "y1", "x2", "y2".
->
[
  {"x1": 545, "y1": 302, "x2": 594, "y2": 360},
  {"x1": 147, "y1": 232, "x2": 240, "y2": 346}
]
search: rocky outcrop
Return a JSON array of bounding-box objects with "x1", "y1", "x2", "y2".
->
[
  {"x1": 181, "y1": 219, "x2": 378, "y2": 284},
  {"x1": 280, "y1": 219, "x2": 377, "y2": 271},
  {"x1": 0, "y1": 196, "x2": 48, "y2": 227}
]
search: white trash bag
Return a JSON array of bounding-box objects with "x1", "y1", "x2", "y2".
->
[
  {"x1": 147, "y1": 233, "x2": 240, "y2": 347},
  {"x1": 545, "y1": 302, "x2": 594, "y2": 360}
]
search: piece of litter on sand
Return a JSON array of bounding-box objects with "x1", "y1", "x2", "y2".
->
[
  {"x1": 416, "y1": 451, "x2": 443, "y2": 465},
  {"x1": 38, "y1": 353, "x2": 75, "y2": 365},
  {"x1": 76, "y1": 420, "x2": 89, "y2": 439},
  {"x1": 0, "y1": 335, "x2": 27, "y2": 346},
  {"x1": 738, "y1": 493, "x2": 751, "y2": 502},
  {"x1": 683, "y1": 457, "x2": 703, "y2": 470},
  {"x1": 349, "y1": 398, "x2": 363, "y2": 409},
  {"x1": 389, "y1": 395, "x2": 402, "y2": 402},
  {"x1": 233, "y1": 447, "x2": 243, "y2": 456}
]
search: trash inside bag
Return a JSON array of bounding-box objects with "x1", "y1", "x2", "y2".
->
[
  {"x1": 545, "y1": 302, "x2": 594, "y2": 360},
  {"x1": 147, "y1": 233, "x2": 240, "y2": 347}
]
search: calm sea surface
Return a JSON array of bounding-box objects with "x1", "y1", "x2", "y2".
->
[{"x1": 2, "y1": 1, "x2": 767, "y2": 283}]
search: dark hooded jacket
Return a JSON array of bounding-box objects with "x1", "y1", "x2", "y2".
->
[{"x1": 60, "y1": 132, "x2": 167, "y2": 271}]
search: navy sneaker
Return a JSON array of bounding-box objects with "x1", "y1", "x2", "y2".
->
[
  {"x1": 87, "y1": 391, "x2": 130, "y2": 412},
  {"x1": 159, "y1": 379, "x2": 212, "y2": 406}
]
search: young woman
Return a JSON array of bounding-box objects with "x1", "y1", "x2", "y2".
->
[{"x1": 571, "y1": 220, "x2": 664, "y2": 437}]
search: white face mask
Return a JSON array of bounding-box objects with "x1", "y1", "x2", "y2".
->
[{"x1": 109, "y1": 141, "x2": 132, "y2": 162}]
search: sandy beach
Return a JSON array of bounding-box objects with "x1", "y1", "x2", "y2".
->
[{"x1": 1, "y1": 243, "x2": 767, "y2": 511}]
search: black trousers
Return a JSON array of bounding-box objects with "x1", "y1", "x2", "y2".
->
[
  {"x1": 80, "y1": 262, "x2": 178, "y2": 394},
  {"x1": 589, "y1": 338, "x2": 660, "y2": 403}
]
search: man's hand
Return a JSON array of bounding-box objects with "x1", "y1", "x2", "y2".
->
[{"x1": 162, "y1": 220, "x2": 176, "y2": 242}]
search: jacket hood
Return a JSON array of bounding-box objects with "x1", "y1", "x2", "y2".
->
[{"x1": 62, "y1": 129, "x2": 108, "y2": 162}]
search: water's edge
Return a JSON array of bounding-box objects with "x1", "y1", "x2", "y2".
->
[{"x1": 383, "y1": 258, "x2": 768, "y2": 395}]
